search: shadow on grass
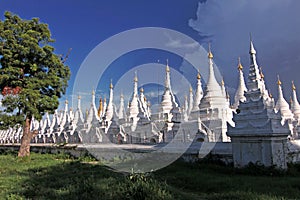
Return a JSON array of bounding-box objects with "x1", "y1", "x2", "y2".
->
[
  {"x1": 16, "y1": 161, "x2": 120, "y2": 199},
  {"x1": 9, "y1": 157, "x2": 172, "y2": 200},
  {"x1": 154, "y1": 160, "x2": 300, "y2": 200}
]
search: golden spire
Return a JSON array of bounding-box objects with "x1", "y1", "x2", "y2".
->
[
  {"x1": 140, "y1": 87, "x2": 144, "y2": 93},
  {"x1": 208, "y1": 43, "x2": 213, "y2": 59},
  {"x1": 104, "y1": 97, "x2": 107, "y2": 103},
  {"x1": 189, "y1": 86, "x2": 193, "y2": 93},
  {"x1": 92, "y1": 89, "x2": 95, "y2": 95},
  {"x1": 166, "y1": 59, "x2": 170, "y2": 72},
  {"x1": 197, "y1": 69, "x2": 201, "y2": 80},
  {"x1": 237, "y1": 57, "x2": 243, "y2": 71},
  {"x1": 221, "y1": 79, "x2": 225, "y2": 86},
  {"x1": 292, "y1": 80, "x2": 296, "y2": 91},
  {"x1": 109, "y1": 79, "x2": 113, "y2": 89},
  {"x1": 134, "y1": 71, "x2": 138, "y2": 82},
  {"x1": 277, "y1": 75, "x2": 282, "y2": 86},
  {"x1": 78, "y1": 95, "x2": 81, "y2": 100},
  {"x1": 98, "y1": 98, "x2": 103, "y2": 117},
  {"x1": 260, "y1": 67, "x2": 264, "y2": 79},
  {"x1": 269, "y1": 92, "x2": 273, "y2": 98},
  {"x1": 65, "y1": 99, "x2": 68, "y2": 104}
]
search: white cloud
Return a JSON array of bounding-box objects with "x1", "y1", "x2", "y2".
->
[
  {"x1": 188, "y1": 0, "x2": 300, "y2": 99},
  {"x1": 165, "y1": 37, "x2": 199, "y2": 49}
]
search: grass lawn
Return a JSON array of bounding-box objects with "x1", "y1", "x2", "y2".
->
[{"x1": 0, "y1": 150, "x2": 300, "y2": 200}]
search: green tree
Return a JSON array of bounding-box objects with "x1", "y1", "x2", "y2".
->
[{"x1": 0, "y1": 11, "x2": 70, "y2": 157}]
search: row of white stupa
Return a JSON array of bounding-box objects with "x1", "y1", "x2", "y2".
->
[{"x1": 1, "y1": 39, "x2": 300, "y2": 144}]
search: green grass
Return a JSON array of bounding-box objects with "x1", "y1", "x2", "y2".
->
[{"x1": 0, "y1": 151, "x2": 300, "y2": 200}]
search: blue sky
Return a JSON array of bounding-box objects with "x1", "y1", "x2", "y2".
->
[{"x1": 1, "y1": 0, "x2": 299, "y2": 110}]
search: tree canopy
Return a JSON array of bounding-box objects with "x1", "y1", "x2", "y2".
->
[{"x1": 0, "y1": 11, "x2": 70, "y2": 128}]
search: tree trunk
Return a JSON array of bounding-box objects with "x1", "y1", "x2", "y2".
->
[{"x1": 18, "y1": 117, "x2": 32, "y2": 157}]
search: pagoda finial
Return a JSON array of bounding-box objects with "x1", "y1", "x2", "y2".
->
[
  {"x1": 292, "y1": 80, "x2": 296, "y2": 91},
  {"x1": 221, "y1": 79, "x2": 225, "y2": 86},
  {"x1": 189, "y1": 86, "x2": 193, "y2": 93},
  {"x1": 110, "y1": 79, "x2": 113, "y2": 89},
  {"x1": 208, "y1": 43, "x2": 213, "y2": 59},
  {"x1": 92, "y1": 89, "x2": 95, "y2": 95},
  {"x1": 77, "y1": 95, "x2": 82, "y2": 110},
  {"x1": 269, "y1": 92, "x2": 273, "y2": 98},
  {"x1": 237, "y1": 57, "x2": 243, "y2": 71},
  {"x1": 197, "y1": 69, "x2": 201, "y2": 79},
  {"x1": 140, "y1": 87, "x2": 144, "y2": 93},
  {"x1": 249, "y1": 33, "x2": 256, "y2": 54},
  {"x1": 98, "y1": 98, "x2": 103, "y2": 117},
  {"x1": 65, "y1": 99, "x2": 68, "y2": 104},
  {"x1": 277, "y1": 75, "x2": 282, "y2": 86},
  {"x1": 166, "y1": 59, "x2": 170, "y2": 72},
  {"x1": 134, "y1": 71, "x2": 138, "y2": 82}
]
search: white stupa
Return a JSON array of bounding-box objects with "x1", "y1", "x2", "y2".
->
[
  {"x1": 275, "y1": 76, "x2": 293, "y2": 125},
  {"x1": 291, "y1": 81, "x2": 300, "y2": 122},
  {"x1": 188, "y1": 86, "x2": 193, "y2": 115},
  {"x1": 160, "y1": 61, "x2": 178, "y2": 115},
  {"x1": 105, "y1": 81, "x2": 114, "y2": 123},
  {"x1": 227, "y1": 37, "x2": 290, "y2": 169},
  {"x1": 74, "y1": 96, "x2": 84, "y2": 125},
  {"x1": 233, "y1": 58, "x2": 247, "y2": 109},
  {"x1": 118, "y1": 93, "x2": 126, "y2": 121},
  {"x1": 192, "y1": 71, "x2": 203, "y2": 112},
  {"x1": 128, "y1": 72, "x2": 140, "y2": 121},
  {"x1": 198, "y1": 45, "x2": 233, "y2": 142}
]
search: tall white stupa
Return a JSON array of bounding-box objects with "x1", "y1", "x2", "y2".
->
[
  {"x1": 160, "y1": 60, "x2": 178, "y2": 115},
  {"x1": 227, "y1": 37, "x2": 290, "y2": 169},
  {"x1": 198, "y1": 45, "x2": 233, "y2": 142},
  {"x1": 233, "y1": 58, "x2": 247, "y2": 109},
  {"x1": 291, "y1": 81, "x2": 300, "y2": 122},
  {"x1": 275, "y1": 76, "x2": 293, "y2": 126},
  {"x1": 192, "y1": 70, "x2": 203, "y2": 112}
]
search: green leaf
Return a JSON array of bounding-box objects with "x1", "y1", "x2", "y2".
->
[{"x1": 0, "y1": 11, "x2": 70, "y2": 128}]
